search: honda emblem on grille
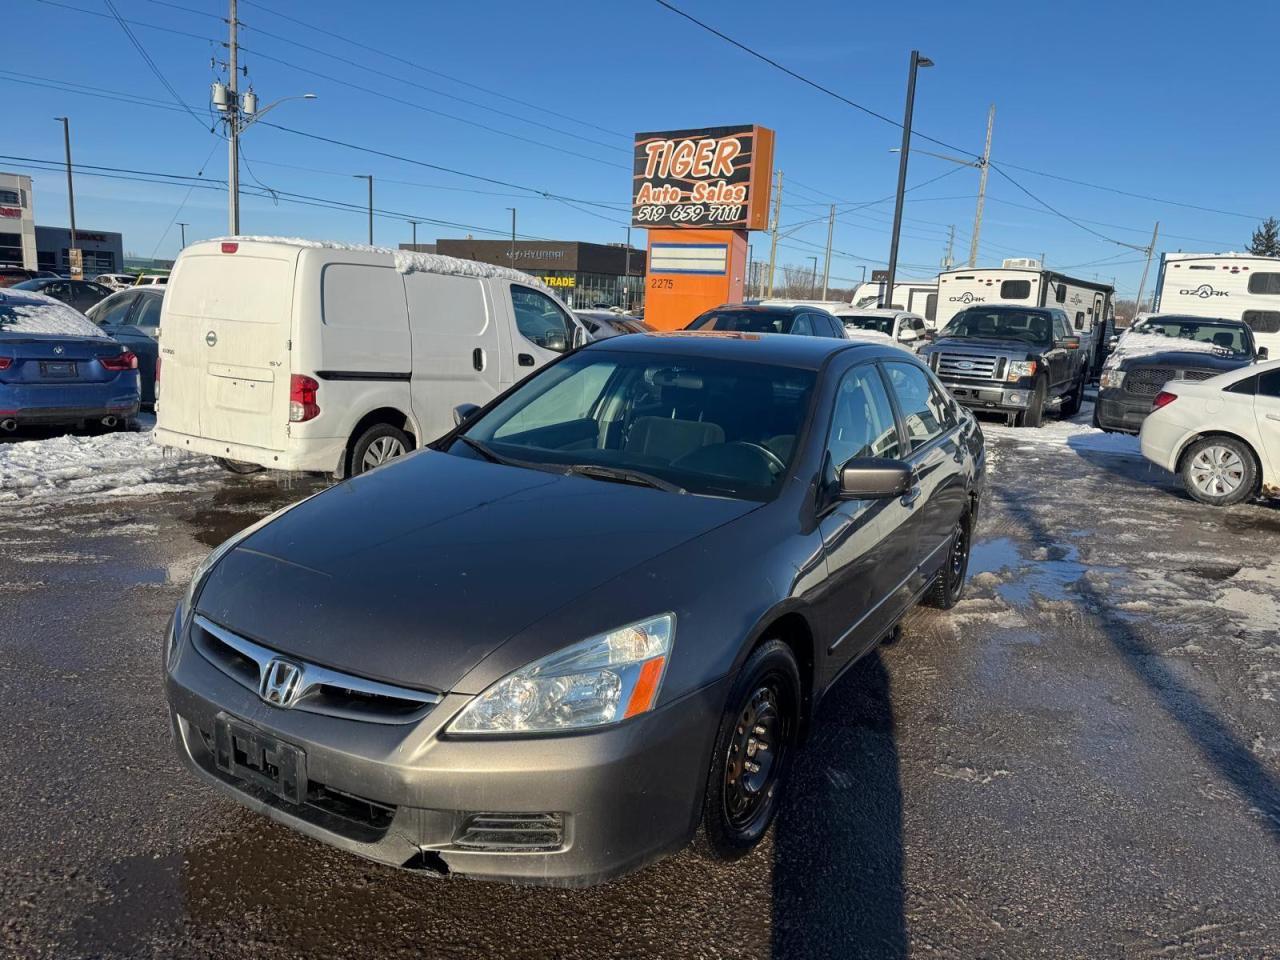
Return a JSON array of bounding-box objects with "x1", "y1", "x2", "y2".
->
[
  {"x1": 955, "y1": 360, "x2": 975, "y2": 370},
  {"x1": 260, "y1": 659, "x2": 303, "y2": 707}
]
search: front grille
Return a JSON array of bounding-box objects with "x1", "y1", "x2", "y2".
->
[
  {"x1": 191, "y1": 615, "x2": 441, "y2": 725},
  {"x1": 453, "y1": 813, "x2": 565, "y2": 852},
  {"x1": 1125, "y1": 366, "x2": 1176, "y2": 396},
  {"x1": 1181, "y1": 369, "x2": 1217, "y2": 382},
  {"x1": 937, "y1": 352, "x2": 1003, "y2": 381}
]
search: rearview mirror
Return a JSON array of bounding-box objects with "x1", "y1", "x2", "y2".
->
[
  {"x1": 1058, "y1": 336, "x2": 1081, "y2": 350},
  {"x1": 1258, "y1": 346, "x2": 1269, "y2": 360},
  {"x1": 452, "y1": 403, "x2": 481, "y2": 427},
  {"x1": 838, "y1": 458, "x2": 913, "y2": 500}
]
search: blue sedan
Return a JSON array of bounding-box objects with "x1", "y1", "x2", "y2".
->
[{"x1": 0, "y1": 288, "x2": 140, "y2": 434}]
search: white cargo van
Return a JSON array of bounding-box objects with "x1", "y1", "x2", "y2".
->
[{"x1": 153, "y1": 238, "x2": 587, "y2": 477}]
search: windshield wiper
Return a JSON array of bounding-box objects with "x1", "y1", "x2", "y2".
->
[
  {"x1": 564, "y1": 463, "x2": 687, "y2": 495},
  {"x1": 456, "y1": 435, "x2": 509, "y2": 463}
]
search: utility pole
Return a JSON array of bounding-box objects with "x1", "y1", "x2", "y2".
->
[
  {"x1": 352, "y1": 175, "x2": 373, "y2": 244},
  {"x1": 884, "y1": 50, "x2": 933, "y2": 307},
  {"x1": 943, "y1": 224, "x2": 955, "y2": 271},
  {"x1": 178, "y1": 222, "x2": 188, "y2": 248},
  {"x1": 807, "y1": 256, "x2": 818, "y2": 298},
  {"x1": 1133, "y1": 221, "x2": 1160, "y2": 315},
  {"x1": 505, "y1": 208, "x2": 517, "y2": 268},
  {"x1": 623, "y1": 225, "x2": 632, "y2": 310},
  {"x1": 408, "y1": 220, "x2": 420, "y2": 248},
  {"x1": 766, "y1": 169, "x2": 783, "y2": 297},
  {"x1": 54, "y1": 117, "x2": 79, "y2": 277},
  {"x1": 227, "y1": 0, "x2": 239, "y2": 235},
  {"x1": 968, "y1": 104, "x2": 994, "y2": 267},
  {"x1": 821, "y1": 204, "x2": 835, "y2": 299}
]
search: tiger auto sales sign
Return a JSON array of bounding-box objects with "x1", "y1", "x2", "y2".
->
[{"x1": 632, "y1": 125, "x2": 774, "y2": 230}]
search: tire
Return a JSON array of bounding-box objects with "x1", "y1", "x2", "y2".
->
[
  {"x1": 349, "y1": 423, "x2": 412, "y2": 477},
  {"x1": 213, "y1": 457, "x2": 264, "y2": 475},
  {"x1": 1060, "y1": 372, "x2": 1084, "y2": 418},
  {"x1": 923, "y1": 511, "x2": 971, "y2": 609},
  {"x1": 1180, "y1": 436, "x2": 1258, "y2": 507},
  {"x1": 701, "y1": 640, "x2": 801, "y2": 860},
  {"x1": 1014, "y1": 378, "x2": 1046, "y2": 428}
]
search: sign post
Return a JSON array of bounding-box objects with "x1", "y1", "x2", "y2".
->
[{"x1": 632, "y1": 125, "x2": 774, "y2": 330}]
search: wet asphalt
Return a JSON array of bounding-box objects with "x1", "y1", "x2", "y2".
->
[{"x1": 1, "y1": 411, "x2": 1279, "y2": 960}]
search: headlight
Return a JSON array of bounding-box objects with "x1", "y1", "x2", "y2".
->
[
  {"x1": 1100, "y1": 368, "x2": 1126, "y2": 389},
  {"x1": 1007, "y1": 360, "x2": 1037, "y2": 382},
  {"x1": 448, "y1": 614, "x2": 675, "y2": 735}
]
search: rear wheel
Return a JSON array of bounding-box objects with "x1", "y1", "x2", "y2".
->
[
  {"x1": 349, "y1": 423, "x2": 412, "y2": 477},
  {"x1": 701, "y1": 640, "x2": 801, "y2": 860},
  {"x1": 213, "y1": 457, "x2": 264, "y2": 475},
  {"x1": 1015, "y1": 378, "x2": 1046, "y2": 428},
  {"x1": 924, "y1": 512, "x2": 971, "y2": 609},
  {"x1": 1181, "y1": 436, "x2": 1257, "y2": 507}
]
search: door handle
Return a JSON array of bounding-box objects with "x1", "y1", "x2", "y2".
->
[
  {"x1": 1267, "y1": 413, "x2": 1280, "y2": 422},
  {"x1": 900, "y1": 485, "x2": 921, "y2": 507},
  {"x1": 518, "y1": 353, "x2": 534, "y2": 367},
  {"x1": 472, "y1": 347, "x2": 485, "y2": 372}
]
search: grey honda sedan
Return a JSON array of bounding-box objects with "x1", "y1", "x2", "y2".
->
[{"x1": 164, "y1": 332, "x2": 984, "y2": 886}]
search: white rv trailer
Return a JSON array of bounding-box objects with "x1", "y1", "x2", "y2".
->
[
  {"x1": 936, "y1": 259, "x2": 1115, "y2": 372},
  {"x1": 1153, "y1": 252, "x2": 1280, "y2": 356},
  {"x1": 849, "y1": 279, "x2": 939, "y2": 326}
]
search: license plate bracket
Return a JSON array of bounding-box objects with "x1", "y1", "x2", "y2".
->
[
  {"x1": 40, "y1": 360, "x2": 77, "y2": 378},
  {"x1": 214, "y1": 715, "x2": 307, "y2": 805}
]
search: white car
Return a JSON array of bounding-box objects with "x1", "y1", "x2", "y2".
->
[
  {"x1": 1139, "y1": 359, "x2": 1280, "y2": 505},
  {"x1": 837, "y1": 308, "x2": 930, "y2": 352},
  {"x1": 93, "y1": 273, "x2": 139, "y2": 291}
]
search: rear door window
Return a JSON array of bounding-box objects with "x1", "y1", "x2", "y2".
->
[
  {"x1": 791, "y1": 313, "x2": 815, "y2": 336},
  {"x1": 1258, "y1": 369, "x2": 1280, "y2": 397},
  {"x1": 134, "y1": 294, "x2": 163, "y2": 330},
  {"x1": 95, "y1": 292, "x2": 137, "y2": 326}
]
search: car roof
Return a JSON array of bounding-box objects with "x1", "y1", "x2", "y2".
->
[
  {"x1": 1139, "y1": 314, "x2": 1247, "y2": 328},
  {"x1": 704, "y1": 303, "x2": 827, "y2": 316},
  {"x1": 584, "y1": 330, "x2": 895, "y2": 369}
]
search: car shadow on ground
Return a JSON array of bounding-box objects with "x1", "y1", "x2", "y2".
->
[
  {"x1": 998, "y1": 492, "x2": 1280, "y2": 845},
  {"x1": 772, "y1": 649, "x2": 906, "y2": 960}
]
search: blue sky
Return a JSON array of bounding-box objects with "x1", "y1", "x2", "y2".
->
[{"x1": 6, "y1": 0, "x2": 1279, "y2": 298}]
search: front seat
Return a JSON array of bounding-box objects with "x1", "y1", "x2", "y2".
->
[
  {"x1": 625, "y1": 417, "x2": 725, "y2": 463},
  {"x1": 1211, "y1": 331, "x2": 1234, "y2": 348}
]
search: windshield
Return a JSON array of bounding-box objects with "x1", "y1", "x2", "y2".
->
[
  {"x1": 942, "y1": 308, "x2": 1053, "y2": 345},
  {"x1": 1136, "y1": 317, "x2": 1250, "y2": 354},
  {"x1": 451, "y1": 350, "x2": 817, "y2": 501},
  {"x1": 844, "y1": 315, "x2": 893, "y2": 335},
  {"x1": 687, "y1": 309, "x2": 794, "y2": 334}
]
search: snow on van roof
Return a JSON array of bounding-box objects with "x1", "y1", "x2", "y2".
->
[
  {"x1": 215, "y1": 236, "x2": 551, "y2": 290},
  {"x1": 0, "y1": 289, "x2": 108, "y2": 338}
]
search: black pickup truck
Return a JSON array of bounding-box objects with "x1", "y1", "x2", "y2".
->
[{"x1": 918, "y1": 305, "x2": 1090, "y2": 428}]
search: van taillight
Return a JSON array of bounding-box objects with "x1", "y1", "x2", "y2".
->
[
  {"x1": 221, "y1": 242, "x2": 239, "y2": 254},
  {"x1": 100, "y1": 351, "x2": 138, "y2": 371},
  {"x1": 1152, "y1": 391, "x2": 1177, "y2": 410},
  {"x1": 289, "y1": 374, "x2": 320, "y2": 422}
]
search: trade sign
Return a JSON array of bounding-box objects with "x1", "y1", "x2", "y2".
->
[{"x1": 632, "y1": 125, "x2": 774, "y2": 231}]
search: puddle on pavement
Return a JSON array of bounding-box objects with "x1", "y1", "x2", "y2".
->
[{"x1": 969, "y1": 535, "x2": 1120, "y2": 607}]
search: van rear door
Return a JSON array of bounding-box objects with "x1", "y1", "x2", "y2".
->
[{"x1": 160, "y1": 242, "x2": 296, "y2": 451}]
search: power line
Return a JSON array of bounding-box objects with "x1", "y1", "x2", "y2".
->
[
  {"x1": 982, "y1": 196, "x2": 1238, "y2": 248},
  {"x1": 101, "y1": 0, "x2": 210, "y2": 131},
  {"x1": 988, "y1": 163, "x2": 1144, "y2": 251}
]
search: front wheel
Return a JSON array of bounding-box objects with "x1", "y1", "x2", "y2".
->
[
  {"x1": 1014, "y1": 378, "x2": 1046, "y2": 428},
  {"x1": 1181, "y1": 436, "x2": 1257, "y2": 507},
  {"x1": 701, "y1": 640, "x2": 801, "y2": 860}
]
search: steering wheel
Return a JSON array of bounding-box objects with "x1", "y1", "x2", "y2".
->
[{"x1": 727, "y1": 441, "x2": 787, "y2": 476}]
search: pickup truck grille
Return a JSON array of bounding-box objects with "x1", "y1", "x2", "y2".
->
[
  {"x1": 936, "y1": 352, "x2": 1004, "y2": 381},
  {"x1": 1125, "y1": 366, "x2": 1217, "y2": 396}
]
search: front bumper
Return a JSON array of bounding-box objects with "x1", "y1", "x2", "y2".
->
[
  {"x1": 938, "y1": 378, "x2": 1033, "y2": 413},
  {"x1": 165, "y1": 616, "x2": 727, "y2": 887},
  {"x1": 1094, "y1": 388, "x2": 1152, "y2": 434}
]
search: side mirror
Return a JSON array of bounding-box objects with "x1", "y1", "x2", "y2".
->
[
  {"x1": 543, "y1": 331, "x2": 568, "y2": 352},
  {"x1": 452, "y1": 403, "x2": 481, "y2": 427},
  {"x1": 1258, "y1": 346, "x2": 1269, "y2": 360},
  {"x1": 898, "y1": 328, "x2": 918, "y2": 342},
  {"x1": 1058, "y1": 337, "x2": 1081, "y2": 350},
  {"x1": 838, "y1": 458, "x2": 913, "y2": 500},
  {"x1": 572, "y1": 324, "x2": 588, "y2": 349}
]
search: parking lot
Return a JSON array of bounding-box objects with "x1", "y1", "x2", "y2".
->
[{"x1": 1, "y1": 403, "x2": 1277, "y2": 960}]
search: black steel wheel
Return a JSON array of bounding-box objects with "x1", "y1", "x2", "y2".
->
[
  {"x1": 924, "y1": 512, "x2": 971, "y2": 609},
  {"x1": 701, "y1": 640, "x2": 800, "y2": 860}
]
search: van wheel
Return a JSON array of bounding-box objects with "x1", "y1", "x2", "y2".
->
[
  {"x1": 1181, "y1": 436, "x2": 1257, "y2": 507},
  {"x1": 349, "y1": 423, "x2": 412, "y2": 476},
  {"x1": 700, "y1": 640, "x2": 800, "y2": 860},
  {"x1": 213, "y1": 457, "x2": 264, "y2": 475},
  {"x1": 1015, "y1": 378, "x2": 1046, "y2": 428}
]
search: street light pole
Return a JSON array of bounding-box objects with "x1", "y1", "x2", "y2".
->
[
  {"x1": 884, "y1": 49, "x2": 933, "y2": 307},
  {"x1": 352, "y1": 175, "x2": 373, "y2": 244},
  {"x1": 622, "y1": 225, "x2": 632, "y2": 310},
  {"x1": 178, "y1": 222, "x2": 189, "y2": 248},
  {"x1": 408, "y1": 220, "x2": 420, "y2": 248},
  {"x1": 54, "y1": 117, "x2": 79, "y2": 277},
  {"x1": 505, "y1": 207, "x2": 516, "y2": 268},
  {"x1": 821, "y1": 204, "x2": 835, "y2": 299},
  {"x1": 969, "y1": 104, "x2": 995, "y2": 267}
]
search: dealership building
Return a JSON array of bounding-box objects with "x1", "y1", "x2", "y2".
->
[
  {"x1": 428, "y1": 239, "x2": 646, "y2": 310},
  {"x1": 1, "y1": 170, "x2": 125, "y2": 275}
]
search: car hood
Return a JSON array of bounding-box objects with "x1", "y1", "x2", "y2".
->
[
  {"x1": 193, "y1": 450, "x2": 757, "y2": 692},
  {"x1": 925, "y1": 336, "x2": 1046, "y2": 355},
  {"x1": 1115, "y1": 350, "x2": 1251, "y2": 371}
]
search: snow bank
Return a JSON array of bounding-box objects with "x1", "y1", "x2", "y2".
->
[
  {"x1": 214, "y1": 236, "x2": 550, "y2": 290},
  {"x1": 0, "y1": 290, "x2": 108, "y2": 338},
  {"x1": 0, "y1": 418, "x2": 218, "y2": 502},
  {"x1": 982, "y1": 416, "x2": 1142, "y2": 457}
]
